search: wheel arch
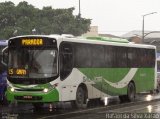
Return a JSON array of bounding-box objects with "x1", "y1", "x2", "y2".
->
[{"x1": 71, "y1": 83, "x2": 88, "y2": 108}]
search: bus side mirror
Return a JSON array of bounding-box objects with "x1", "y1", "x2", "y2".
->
[{"x1": 1, "y1": 47, "x2": 8, "y2": 66}]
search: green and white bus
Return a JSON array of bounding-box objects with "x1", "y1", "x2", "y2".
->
[{"x1": 2, "y1": 35, "x2": 156, "y2": 108}]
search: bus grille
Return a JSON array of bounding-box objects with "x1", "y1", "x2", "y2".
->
[{"x1": 15, "y1": 89, "x2": 43, "y2": 92}]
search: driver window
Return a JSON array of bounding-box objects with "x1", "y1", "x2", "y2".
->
[{"x1": 60, "y1": 42, "x2": 73, "y2": 80}]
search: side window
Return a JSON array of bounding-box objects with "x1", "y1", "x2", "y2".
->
[
  {"x1": 104, "y1": 46, "x2": 115, "y2": 67},
  {"x1": 141, "y1": 49, "x2": 155, "y2": 67},
  {"x1": 149, "y1": 49, "x2": 155, "y2": 67},
  {"x1": 92, "y1": 45, "x2": 105, "y2": 67},
  {"x1": 60, "y1": 42, "x2": 73, "y2": 80},
  {"x1": 74, "y1": 44, "x2": 92, "y2": 68},
  {"x1": 127, "y1": 48, "x2": 155, "y2": 68},
  {"x1": 128, "y1": 47, "x2": 138, "y2": 67},
  {"x1": 116, "y1": 47, "x2": 127, "y2": 67}
]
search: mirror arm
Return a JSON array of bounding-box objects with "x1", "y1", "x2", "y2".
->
[{"x1": 1, "y1": 46, "x2": 8, "y2": 66}]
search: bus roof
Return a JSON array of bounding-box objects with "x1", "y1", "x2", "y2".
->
[
  {"x1": 63, "y1": 36, "x2": 156, "y2": 50},
  {"x1": 8, "y1": 35, "x2": 156, "y2": 50},
  {"x1": 86, "y1": 36, "x2": 129, "y2": 43}
]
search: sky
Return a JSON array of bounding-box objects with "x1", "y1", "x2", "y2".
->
[{"x1": 1, "y1": 0, "x2": 160, "y2": 36}]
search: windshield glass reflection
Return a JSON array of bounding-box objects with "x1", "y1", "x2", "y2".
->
[{"x1": 8, "y1": 48, "x2": 57, "y2": 78}]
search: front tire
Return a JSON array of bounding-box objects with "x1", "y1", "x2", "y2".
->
[{"x1": 71, "y1": 86, "x2": 88, "y2": 109}]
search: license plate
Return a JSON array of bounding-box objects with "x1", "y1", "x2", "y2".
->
[{"x1": 23, "y1": 95, "x2": 32, "y2": 99}]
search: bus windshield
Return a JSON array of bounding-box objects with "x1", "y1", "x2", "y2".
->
[{"x1": 8, "y1": 48, "x2": 58, "y2": 78}]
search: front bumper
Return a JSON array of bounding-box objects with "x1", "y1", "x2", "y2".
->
[{"x1": 6, "y1": 88, "x2": 59, "y2": 103}]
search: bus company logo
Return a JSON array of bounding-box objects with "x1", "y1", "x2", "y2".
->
[{"x1": 22, "y1": 39, "x2": 43, "y2": 46}]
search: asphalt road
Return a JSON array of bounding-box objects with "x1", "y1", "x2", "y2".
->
[{"x1": 1, "y1": 93, "x2": 160, "y2": 119}]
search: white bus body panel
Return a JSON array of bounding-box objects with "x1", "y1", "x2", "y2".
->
[{"x1": 51, "y1": 68, "x2": 110, "y2": 101}]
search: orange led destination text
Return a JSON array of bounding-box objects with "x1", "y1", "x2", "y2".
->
[
  {"x1": 16, "y1": 69, "x2": 27, "y2": 75},
  {"x1": 22, "y1": 39, "x2": 43, "y2": 45},
  {"x1": 9, "y1": 69, "x2": 27, "y2": 75}
]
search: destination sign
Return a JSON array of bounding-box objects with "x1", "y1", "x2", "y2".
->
[
  {"x1": 9, "y1": 69, "x2": 27, "y2": 75},
  {"x1": 22, "y1": 39, "x2": 43, "y2": 46},
  {"x1": 9, "y1": 37, "x2": 57, "y2": 47}
]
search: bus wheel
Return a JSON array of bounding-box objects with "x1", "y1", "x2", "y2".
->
[
  {"x1": 71, "y1": 86, "x2": 87, "y2": 109},
  {"x1": 127, "y1": 82, "x2": 136, "y2": 102},
  {"x1": 32, "y1": 103, "x2": 44, "y2": 109}
]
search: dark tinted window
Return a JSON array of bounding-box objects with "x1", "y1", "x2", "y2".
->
[
  {"x1": 74, "y1": 44, "x2": 92, "y2": 67},
  {"x1": 62, "y1": 42, "x2": 155, "y2": 72},
  {"x1": 127, "y1": 48, "x2": 155, "y2": 68},
  {"x1": 116, "y1": 46, "x2": 128, "y2": 67},
  {"x1": 91, "y1": 45, "x2": 105, "y2": 67},
  {"x1": 60, "y1": 42, "x2": 73, "y2": 80},
  {"x1": 104, "y1": 46, "x2": 115, "y2": 67}
]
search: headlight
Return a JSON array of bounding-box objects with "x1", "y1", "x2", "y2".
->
[
  {"x1": 11, "y1": 87, "x2": 15, "y2": 92},
  {"x1": 43, "y1": 88, "x2": 49, "y2": 93}
]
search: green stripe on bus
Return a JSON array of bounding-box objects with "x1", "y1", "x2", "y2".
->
[{"x1": 79, "y1": 68, "x2": 155, "y2": 96}]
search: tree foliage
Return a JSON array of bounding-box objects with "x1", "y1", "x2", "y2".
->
[{"x1": 0, "y1": 1, "x2": 91, "y2": 39}]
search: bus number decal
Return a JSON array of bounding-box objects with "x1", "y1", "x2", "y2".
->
[
  {"x1": 9, "y1": 69, "x2": 13, "y2": 75},
  {"x1": 8, "y1": 69, "x2": 27, "y2": 75}
]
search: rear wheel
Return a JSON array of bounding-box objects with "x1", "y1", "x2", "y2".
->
[
  {"x1": 127, "y1": 82, "x2": 136, "y2": 102},
  {"x1": 71, "y1": 86, "x2": 88, "y2": 109}
]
